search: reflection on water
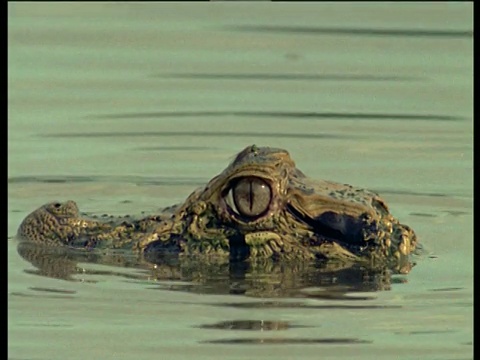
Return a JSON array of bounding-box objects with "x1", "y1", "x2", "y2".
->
[
  {"x1": 196, "y1": 320, "x2": 307, "y2": 330},
  {"x1": 195, "y1": 321, "x2": 371, "y2": 346},
  {"x1": 14, "y1": 240, "x2": 408, "y2": 348},
  {"x1": 17, "y1": 241, "x2": 409, "y2": 299}
]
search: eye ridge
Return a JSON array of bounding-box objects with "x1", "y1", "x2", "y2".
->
[{"x1": 224, "y1": 176, "x2": 272, "y2": 219}]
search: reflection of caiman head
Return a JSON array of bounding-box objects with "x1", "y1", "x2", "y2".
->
[
  {"x1": 16, "y1": 241, "x2": 396, "y2": 297},
  {"x1": 17, "y1": 145, "x2": 418, "y2": 272}
]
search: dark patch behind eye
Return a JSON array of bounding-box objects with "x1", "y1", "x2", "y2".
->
[
  {"x1": 287, "y1": 206, "x2": 365, "y2": 244},
  {"x1": 316, "y1": 212, "x2": 365, "y2": 242}
]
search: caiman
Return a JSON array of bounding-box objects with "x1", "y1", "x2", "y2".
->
[{"x1": 17, "y1": 145, "x2": 418, "y2": 272}]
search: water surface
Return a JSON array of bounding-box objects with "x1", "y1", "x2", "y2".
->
[{"x1": 8, "y1": 3, "x2": 472, "y2": 360}]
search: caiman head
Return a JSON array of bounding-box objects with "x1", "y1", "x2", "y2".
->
[{"x1": 149, "y1": 145, "x2": 417, "y2": 270}]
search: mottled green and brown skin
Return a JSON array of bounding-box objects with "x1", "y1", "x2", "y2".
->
[
  {"x1": 17, "y1": 201, "x2": 114, "y2": 246},
  {"x1": 17, "y1": 145, "x2": 418, "y2": 271}
]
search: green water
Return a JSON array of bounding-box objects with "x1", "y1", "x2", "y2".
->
[{"x1": 8, "y1": 3, "x2": 472, "y2": 359}]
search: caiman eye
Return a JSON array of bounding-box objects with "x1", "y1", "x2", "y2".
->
[{"x1": 225, "y1": 177, "x2": 272, "y2": 218}]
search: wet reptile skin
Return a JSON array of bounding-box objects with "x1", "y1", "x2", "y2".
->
[{"x1": 17, "y1": 145, "x2": 418, "y2": 271}]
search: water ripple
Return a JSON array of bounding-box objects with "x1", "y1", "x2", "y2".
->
[
  {"x1": 225, "y1": 25, "x2": 473, "y2": 39},
  {"x1": 89, "y1": 110, "x2": 462, "y2": 121},
  {"x1": 155, "y1": 73, "x2": 423, "y2": 82},
  {"x1": 201, "y1": 337, "x2": 372, "y2": 345}
]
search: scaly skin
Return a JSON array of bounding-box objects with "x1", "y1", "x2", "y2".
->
[
  {"x1": 17, "y1": 145, "x2": 418, "y2": 271},
  {"x1": 17, "y1": 201, "x2": 113, "y2": 246}
]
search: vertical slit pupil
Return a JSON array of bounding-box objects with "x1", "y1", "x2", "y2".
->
[
  {"x1": 249, "y1": 180, "x2": 254, "y2": 212},
  {"x1": 230, "y1": 176, "x2": 272, "y2": 218}
]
